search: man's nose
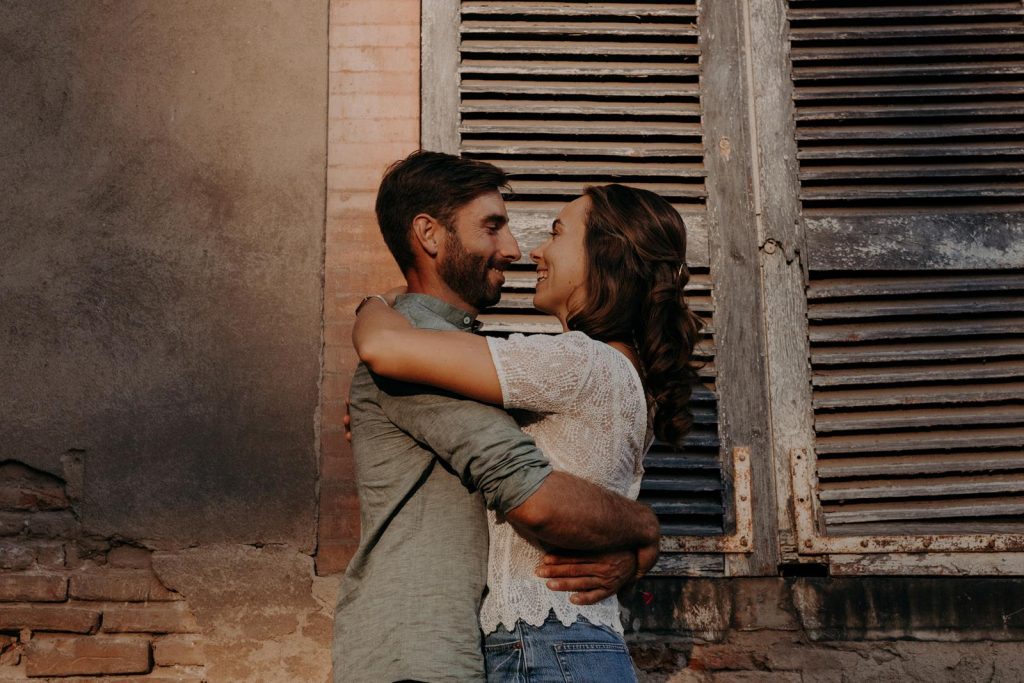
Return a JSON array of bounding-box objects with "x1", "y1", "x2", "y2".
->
[{"x1": 499, "y1": 227, "x2": 522, "y2": 262}]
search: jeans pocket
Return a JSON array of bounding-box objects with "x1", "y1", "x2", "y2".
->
[
  {"x1": 484, "y1": 641, "x2": 523, "y2": 683},
  {"x1": 554, "y1": 641, "x2": 638, "y2": 683}
]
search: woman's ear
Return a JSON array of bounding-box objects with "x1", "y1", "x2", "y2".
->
[{"x1": 411, "y1": 214, "x2": 442, "y2": 257}]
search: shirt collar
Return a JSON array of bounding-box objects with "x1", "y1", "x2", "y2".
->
[{"x1": 397, "y1": 293, "x2": 481, "y2": 332}]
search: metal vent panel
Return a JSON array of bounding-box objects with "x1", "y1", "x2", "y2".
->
[{"x1": 808, "y1": 270, "x2": 1024, "y2": 535}]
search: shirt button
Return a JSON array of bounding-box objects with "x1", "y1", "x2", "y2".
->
[{"x1": 463, "y1": 316, "x2": 471, "y2": 325}]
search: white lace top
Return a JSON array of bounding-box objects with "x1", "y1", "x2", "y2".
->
[{"x1": 481, "y1": 331, "x2": 652, "y2": 635}]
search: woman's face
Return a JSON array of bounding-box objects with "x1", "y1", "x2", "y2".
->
[{"x1": 531, "y1": 195, "x2": 589, "y2": 326}]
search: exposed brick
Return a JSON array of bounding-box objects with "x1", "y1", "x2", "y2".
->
[
  {"x1": 689, "y1": 644, "x2": 761, "y2": 672},
  {"x1": 107, "y1": 545, "x2": 153, "y2": 569},
  {"x1": 32, "y1": 541, "x2": 65, "y2": 568},
  {"x1": 0, "y1": 633, "x2": 22, "y2": 665},
  {"x1": 101, "y1": 603, "x2": 199, "y2": 634},
  {"x1": 710, "y1": 673, "x2": 801, "y2": 683},
  {"x1": 70, "y1": 569, "x2": 178, "y2": 601},
  {"x1": 0, "y1": 573, "x2": 67, "y2": 602},
  {"x1": 0, "y1": 511, "x2": 27, "y2": 535},
  {"x1": 0, "y1": 486, "x2": 67, "y2": 511},
  {"x1": 25, "y1": 511, "x2": 78, "y2": 538},
  {"x1": 0, "y1": 542, "x2": 34, "y2": 570},
  {"x1": 24, "y1": 635, "x2": 150, "y2": 677},
  {"x1": 0, "y1": 605, "x2": 100, "y2": 633},
  {"x1": 314, "y1": 541, "x2": 358, "y2": 575},
  {"x1": 153, "y1": 634, "x2": 204, "y2": 666}
]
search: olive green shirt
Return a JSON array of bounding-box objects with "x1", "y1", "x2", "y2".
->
[{"x1": 332, "y1": 294, "x2": 553, "y2": 682}]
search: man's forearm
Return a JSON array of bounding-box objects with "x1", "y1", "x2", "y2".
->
[{"x1": 505, "y1": 471, "x2": 659, "y2": 551}]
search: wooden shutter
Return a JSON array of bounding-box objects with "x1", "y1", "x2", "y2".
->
[
  {"x1": 784, "y1": 0, "x2": 1024, "y2": 565},
  {"x1": 421, "y1": 0, "x2": 758, "y2": 575}
]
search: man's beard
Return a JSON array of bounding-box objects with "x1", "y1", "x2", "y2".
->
[{"x1": 438, "y1": 229, "x2": 504, "y2": 310}]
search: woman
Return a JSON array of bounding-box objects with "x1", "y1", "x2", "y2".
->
[{"x1": 353, "y1": 184, "x2": 703, "y2": 681}]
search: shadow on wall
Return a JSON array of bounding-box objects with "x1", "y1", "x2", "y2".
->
[{"x1": 0, "y1": 0, "x2": 327, "y2": 549}]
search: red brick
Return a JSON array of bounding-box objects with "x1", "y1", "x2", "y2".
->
[
  {"x1": 0, "y1": 573, "x2": 67, "y2": 602},
  {"x1": 0, "y1": 542, "x2": 34, "y2": 570},
  {"x1": 101, "y1": 603, "x2": 199, "y2": 634},
  {"x1": 315, "y1": 541, "x2": 359, "y2": 575},
  {"x1": 33, "y1": 541, "x2": 65, "y2": 568},
  {"x1": 330, "y1": 0, "x2": 418, "y2": 26},
  {"x1": 106, "y1": 546, "x2": 153, "y2": 569},
  {"x1": 0, "y1": 605, "x2": 100, "y2": 633},
  {"x1": 70, "y1": 569, "x2": 178, "y2": 602},
  {"x1": 25, "y1": 511, "x2": 78, "y2": 538},
  {"x1": 24, "y1": 635, "x2": 150, "y2": 676},
  {"x1": 153, "y1": 634, "x2": 204, "y2": 666},
  {"x1": 0, "y1": 483, "x2": 68, "y2": 511},
  {"x1": 0, "y1": 511, "x2": 27, "y2": 535},
  {"x1": 0, "y1": 633, "x2": 22, "y2": 665}
]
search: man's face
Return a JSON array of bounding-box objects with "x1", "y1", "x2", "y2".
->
[{"x1": 437, "y1": 190, "x2": 521, "y2": 311}]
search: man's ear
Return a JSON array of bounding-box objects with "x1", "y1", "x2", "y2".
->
[{"x1": 411, "y1": 213, "x2": 443, "y2": 257}]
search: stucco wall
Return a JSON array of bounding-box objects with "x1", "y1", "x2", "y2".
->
[{"x1": 0, "y1": 0, "x2": 327, "y2": 548}]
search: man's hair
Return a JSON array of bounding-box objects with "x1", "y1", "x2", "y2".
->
[{"x1": 375, "y1": 150, "x2": 509, "y2": 271}]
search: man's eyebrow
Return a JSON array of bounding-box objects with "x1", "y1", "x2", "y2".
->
[{"x1": 484, "y1": 213, "x2": 509, "y2": 225}]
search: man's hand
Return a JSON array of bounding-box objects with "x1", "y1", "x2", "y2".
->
[{"x1": 535, "y1": 550, "x2": 637, "y2": 606}]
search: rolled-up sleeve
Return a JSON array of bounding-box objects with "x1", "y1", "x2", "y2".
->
[{"x1": 376, "y1": 378, "x2": 552, "y2": 514}]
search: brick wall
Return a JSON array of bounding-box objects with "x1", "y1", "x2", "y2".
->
[
  {"x1": 317, "y1": 0, "x2": 421, "y2": 575},
  {"x1": 0, "y1": 461, "x2": 205, "y2": 680}
]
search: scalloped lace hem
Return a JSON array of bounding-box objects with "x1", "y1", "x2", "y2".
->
[{"x1": 481, "y1": 602, "x2": 625, "y2": 636}]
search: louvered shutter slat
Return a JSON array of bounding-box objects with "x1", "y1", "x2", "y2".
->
[{"x1": 449, "y1": 1, "x2": 724, "y2": 540}]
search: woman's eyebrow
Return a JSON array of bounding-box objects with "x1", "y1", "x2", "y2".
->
[{"x1": 551, "y1": 219, "x2": 563, "y2": 230}]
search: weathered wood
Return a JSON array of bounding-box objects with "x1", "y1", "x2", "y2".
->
[
  {"x1": 648, "y1": 553, "x2": 725, "y2": 577},
  {"x1": 792, "y1": 42, "x2": 1024, "y2": 61},
  {"x1": 702, "y1": 0, "x2": 779, "y2": 575},
  {"x1": 817, "y1": 451, "x2": 1024, "y2": 478},
  {"x1": 802, "y1": 183, "x2": 1024, "y2": 201},
  {"x1": 805, "y1": 213, "x2": 1024, "y2": 270},
  {"x1": 460, "y1": 61, "x2": 700, "y2": 78},
  {"x1": 789, "y1": 5, "x2": 1023, "y2": 21},
  {"x1": 809, "y1": 296, "x2": 1024, "y2": 320},
  {"x1": 462, "y1": 101, "x2": 702, "y2": 117},
  {"x1": 748, "y1": 0, "x2": 816, "y2": 561},
  {"x1": 796, "y1": 122, "x2": 1024, "y2": 141},
  {"x1": 821, "y1": 472, "x2": 1024, "y2": 502},
  {"x1": 800, "y1": 162, "x2": 1024, "y2": 181},
  {"x1": 812, "y1": 359, "x2": 1024, "y2": 387},
  {"x1": 461, "y1": 40, "x2": 699, "y2": 58},
  {"x1": 462, "y1": 3, "x2": 699, "y2": 19},
  {"x1": 815, "y1": 404, "x2": 1024, "y2": 433},
  {"x1": 463, "y1": 140, "x2": 705, "y2": 158},
  {"x1": 813, "y1": 382, "x2": 1024, "y2": 409},
  {"x1": 794, "y1": 83, "x2": 1024, "y2": 101},
  {"x1": 645, "y1": 452, "x2": 723, "y2": 470},
  {"x1": 495, "y1": 160, "x2": 707, "y2": 178},
  {"x1": 421, "y1": 0, "x2": 461, "y2": 153},
  {"x1": 824, "y1": 496, "x2": 1024, "y2": 525},
  {"x1": 829, "y1": 553, "x2": 1024, "y2": 576},
  {"x1": 461, "y1": 121, "x2": 702, "y2": 137},
  {"x1": 808, "y1": 273, "x2": 1024, "y2": 298},
  {"x1": 812, "y1": 339, "x2": 1024, "y2": 365},
  {"x1": 641, "y1": 475, "x2": 725, "y2": 492},
  {"x1": 461, "y1": 20, "x2": 699, "y2": 38},
  {"x1": 794, "y1": 62, "x2": 1024, "y2": 81},
  {"x1": 507, "y1": 179, "x2": 706, "y2": 199},
  {"x1": 790, "y1": 23, "x2": 1024, "y2": 42},
  {"x1": 809, "y1": 317, "x2": 1024, "y2": 343},
  {"x1": 461, "y1": 80, "x2": 702, "y2": 97},
  {"x1": 798, "y1": 141, "x2": 1024, "y2": 159},
  {"x1": 796, "y1": 102, "x2": 1024, "y2": 122},
  {"x1": 816, "y1": 427, "x2": 1024, "y2": 455}
]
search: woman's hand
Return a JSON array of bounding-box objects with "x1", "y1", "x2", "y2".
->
[
  {"x1": 381, "y1": 285, "x2": 407, "y2": 306},
  {"x1": 352, "y1": 290, "x2": 413, "y2": 364}
]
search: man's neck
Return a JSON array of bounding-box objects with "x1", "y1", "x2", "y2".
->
[{"x1": 404, "y1": 270, "x2": 478, "y2": 316}]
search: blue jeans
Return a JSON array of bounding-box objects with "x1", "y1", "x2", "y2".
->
[{"x1": 483, "y1": 611, "x2": 639, "y2": 682}]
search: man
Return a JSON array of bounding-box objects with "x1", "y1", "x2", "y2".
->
[{"x1": 333, "y1": 151, "x2": 660, "y2": 682}]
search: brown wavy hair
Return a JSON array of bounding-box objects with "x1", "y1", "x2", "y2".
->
[{"x1": 566, "y1": 184, "x2": 704, "y2": 446}]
